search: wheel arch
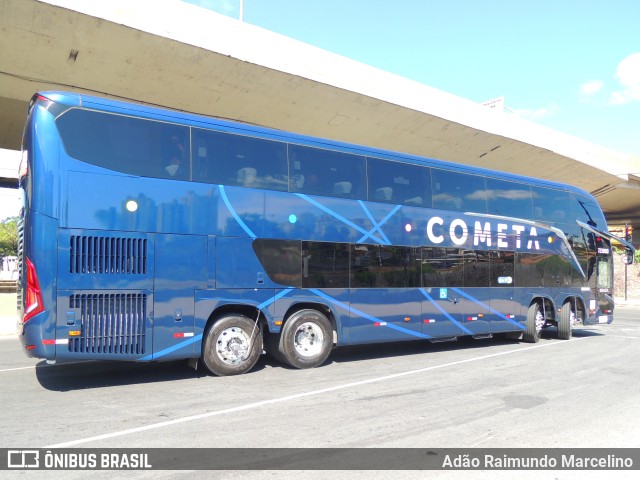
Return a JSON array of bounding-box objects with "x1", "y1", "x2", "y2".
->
[
  {"x1": 204, "y1": 303, "x2": 268, "y2": 337},
  {"x1": 528, "y1": 295, "x2": 556, "y2": 321},
  {"x1": 561, "y1": 295, "x2": 586, "y2": 318},
  {"x1": 282, "y1": 302, "x2": 338, "y2": 343}
]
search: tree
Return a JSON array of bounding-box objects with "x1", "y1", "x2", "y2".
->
[{"x1": 0, "y1": 217, "x2": 18, "y2": 258}]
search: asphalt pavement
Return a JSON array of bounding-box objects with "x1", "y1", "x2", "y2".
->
[{"x1": 1, "y1": 305, "x2": 639, "y2": 479}]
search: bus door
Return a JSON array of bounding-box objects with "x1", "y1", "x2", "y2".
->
[
  {"x1": 594, "y1": 237, "x2": 614, "y2": 323},
  {"x1": 420, "y1": 287, "x2": 473, "y2": 338},
  {"x1": 485, "y1": 251, "x2": 520, "y2": 333},
  {"x1": 420, "y1": 248, "x2": 481, "y2": 338},
  {"x1": 152, "y1": 234, "x2": 207, "y2": 361}
]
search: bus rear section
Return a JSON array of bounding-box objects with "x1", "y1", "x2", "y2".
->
[
  {"x1": 17, "y1": 95, "x2": 60, "y2": 359},
  {"x1": 18, "y1": 95, "x2": 156, "y2": 362}
]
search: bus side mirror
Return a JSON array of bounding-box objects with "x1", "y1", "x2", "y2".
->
[{"x1": 622, "y1": 250, "x2": 635, "y2": 265}]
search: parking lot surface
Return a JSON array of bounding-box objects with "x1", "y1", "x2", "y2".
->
[{"x1": 1, "y1": 306, "x2": 639, "y2": 479}]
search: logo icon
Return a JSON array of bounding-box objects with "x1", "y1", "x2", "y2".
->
[{"x1": 7, "y1": 450, "x2": 39, "y2": 469}]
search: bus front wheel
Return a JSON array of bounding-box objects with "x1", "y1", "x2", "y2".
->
[
  {"x1": 278, "y1": 309, "x2": 333, "y2": 369},
  {"x1": 202, "y1": 314, "x2": 262, "y2": 376}
]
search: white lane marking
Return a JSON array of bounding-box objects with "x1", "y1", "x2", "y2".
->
[
  {"x1": 0, "y1": 360, "x2": 93, "y2": 373},
  {"x1": 45, "y1": 337, "x2": 590, "y2": 448},
  {"x1": 468, "y1": 431, "x2": 497, "y2": 447},
  {"x1": 0, "y1": 365, "x2": 37, "y2": 373}
]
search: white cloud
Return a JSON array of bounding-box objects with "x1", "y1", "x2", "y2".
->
[
  {"x1": 580, "y1": 80, "x2": 604, "y2": 96},
  {"x1": 610, "y1": 52, "x2": 640, "y2": 105},
  {"x1": 512, "y1": 103, "x2": 559, "y2": 120}
]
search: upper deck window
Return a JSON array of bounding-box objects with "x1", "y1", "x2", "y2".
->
[
  {"x1": 431, "y1": 169, "x2": 487, "y2": 214},
  {"x1": 485, "y1": 178, "x2": 533, "y2": 219},
  {"x1": 56, "y1": 109, "x2": 190, "y2": 180},
  {"x1": 531, "y1": 186, "x2": 570, "y2": 224},
  {"x1": 192, "y1": 129, "x2": 288, "y2": 191},
  {"x1": 367, "y1": 158, "x2": 432, "y2": 207},
  {"x1": 289, "y1": 145, "x2": 366, "y2": 199}
]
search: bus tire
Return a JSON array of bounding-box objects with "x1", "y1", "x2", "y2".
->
[
  {"x1": 278, "y1": 309, "x2": 333, "y2": 369},
  {"x1": 558, "y1": 302, "x2": 573, "y2": 340},
  {"x1": 201, "y1": 314, "x2": 262, "y2": 376},
  {"x1": 523, "y1": 302, "x2": 543, "y2": 343},
  {"x1": 264, "y1": 330, "x2": 287, "y2": 364}
]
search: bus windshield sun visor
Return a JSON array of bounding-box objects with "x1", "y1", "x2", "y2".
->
[
  {"x1": 465, "y1": 212, "x2": 586, "y2": 278},
  {"x1": 577, "y1": 220, "x2": 636, "y2": 265}
]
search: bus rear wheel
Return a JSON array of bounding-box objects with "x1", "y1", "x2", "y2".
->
[
  {"x1": 558, "y1": 301, "x2": 573, "y2": 340},
  {"x1": 523, "y1": 302, "x2": 544, "y2": 343},
  {"x1": 277, "y1": 309, "x2": 333, "y2": 369},
  {"x1": 202, "y1": 314, "x2": 262, "y2": 376}
]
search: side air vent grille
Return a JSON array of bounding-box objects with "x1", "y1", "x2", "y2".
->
[
  {"x1": 70, "y1": 236, "x2": 147, "y2": 274},
  {"x1": 68, "y1": 293, "x2": 147, "y2": 355}
]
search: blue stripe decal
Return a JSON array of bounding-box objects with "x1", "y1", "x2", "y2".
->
[
  {"x1": 257, "y1": 288, "x2": 294, "y2": 310},
  {"x1": 295, "y1": 194, "x2": 385, "y2": 244},
  {"x1": 450, "y1": 288, "x2": 525, "y2": 330},
  {"x1": 419, "y1": 288, "x2": 474, "y2": 335},
  {"x1": 357, "y1": 201, "x2": 401, "y2": 245},
  {"x1": 356, "y1": 200, "x2": 387, "y2": 244},
  {"x1": 219, "y1": 185, "x2": 257, "y2": 239},
  {"x1": 140, "y1": 334, "x2": 203, "y2": 361},
  {"x1": 309, "y1": 288, "x2": 432, "y2": 339},
  {"x1": 145, "y1": 290, "x2": 293, "y2": 362}
]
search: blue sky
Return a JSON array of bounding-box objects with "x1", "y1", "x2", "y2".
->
[{"x1": 185, "y1": 0, "x2": 640, "y2": 158}]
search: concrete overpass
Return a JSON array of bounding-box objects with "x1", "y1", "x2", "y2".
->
[{"x1": 1, "y1": 0, "x2": 639, "y2": 225}]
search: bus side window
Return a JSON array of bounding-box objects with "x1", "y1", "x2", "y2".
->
[
  {"x1": 490, "y1": 251, "x2": 514, "y2": 287},
  {"x1": 252, "y1": 239, "x2": 302, "y2": 287},
  {"x1": 57, "y1": 109, "x2": 193, "y2": 181},
  {"x1": 194, "y1": 142, "x2": 210, "y2": 181},
  {"x1": 367, "y1": 157, "x2": 432, "y2": 207},
  {"x1": 531, "y1": 186, "x2": 570, "y2": 223},
  {"x1": 289, "y1": 145, "x2": 366, "y2": 199},
  {"x1": 514, "y1": 253, "x2": 544, "y2": 287},
  {"x1": 485, "y1": 178, "x2": 533, "y2": 219},
  {"x1": 160, "y1": 126, "x2": 190, "y2": 180},
  {"x1": 431, "y1": 169, "x2": 487, "y2": 214},
  {"x1": 351, "y1": 245, "x2": 421, "y2": 288},
  {"x1": 302, "y1": 241, "x2": 350, "y2": 288},
  {"x1": 422, "y1": 247, "x2": 464, "y2": 287},
  {"x1": 191, "y1": 129, "x2": 287, "y2": 191},
  {"x1": 463, "y1": 250, "x2": 491, "y2": 287}
]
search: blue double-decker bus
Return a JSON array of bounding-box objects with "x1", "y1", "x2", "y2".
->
[{"x1": 17, "y1": 91, "x2": 634, "y2": 376}]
